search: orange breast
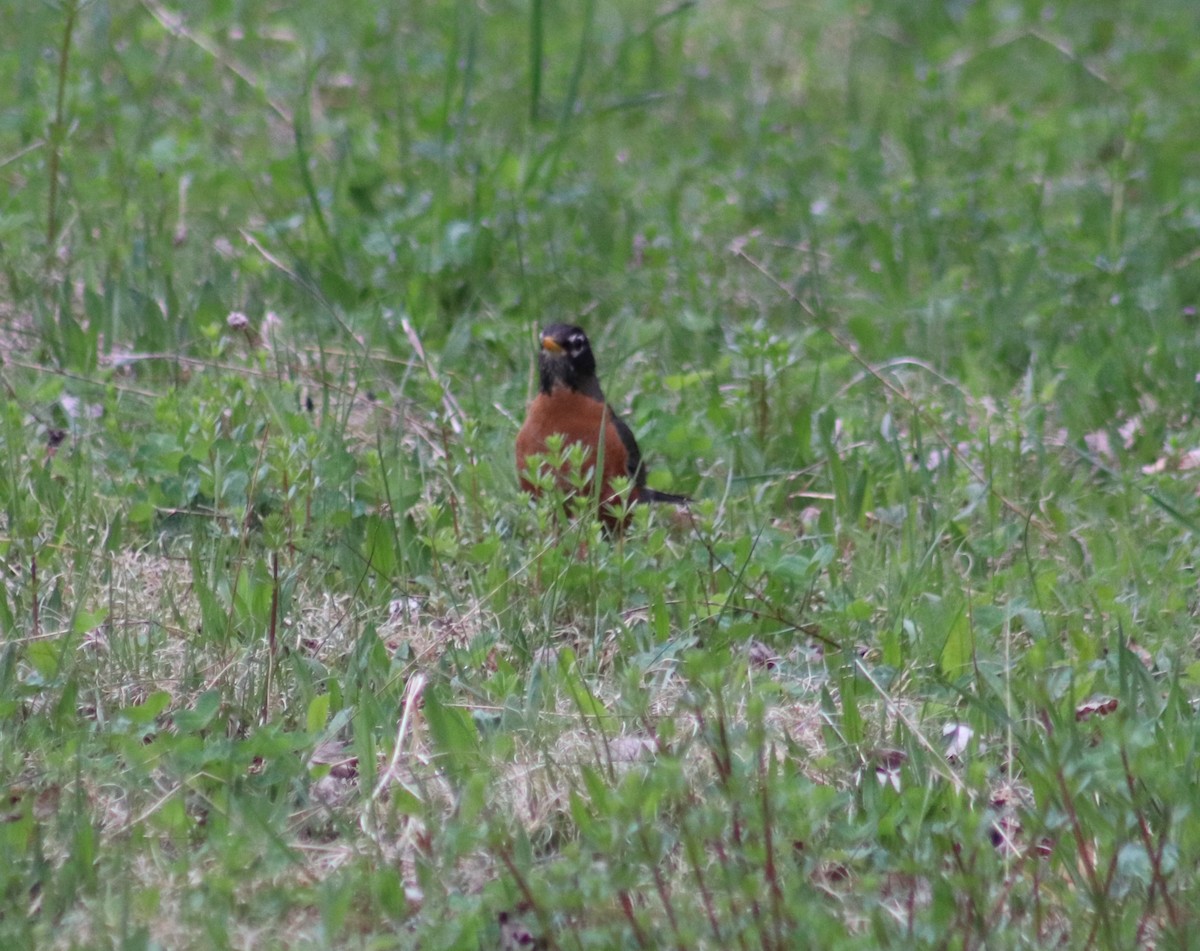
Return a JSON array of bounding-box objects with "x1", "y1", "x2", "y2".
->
[{"x1": 516, "y1": 389, "x2": 632, "y2": 514}]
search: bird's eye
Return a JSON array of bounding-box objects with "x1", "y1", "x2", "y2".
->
[{"x1": 568, "y1": 333, "x2": 587, "y2": 352}]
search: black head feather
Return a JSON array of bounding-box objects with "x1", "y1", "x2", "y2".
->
[{"x1": 537, "y1": 323, "x2": 602, "y2": 399}]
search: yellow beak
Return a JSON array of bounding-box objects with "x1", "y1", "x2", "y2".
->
[{"x1": 541, "y1": 336, "x2": 564, "y2": 354}]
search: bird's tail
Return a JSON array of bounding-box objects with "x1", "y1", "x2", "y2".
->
[{"x1": 638, "y1": 488, "x2": 691, "y2": 505}]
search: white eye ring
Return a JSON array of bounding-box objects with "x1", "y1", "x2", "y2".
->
[{"x1": 568, "y1": 333, "x2": 587, "y2": 351}]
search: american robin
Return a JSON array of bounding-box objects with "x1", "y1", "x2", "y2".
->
[{"x1": 516, "y1": 323, "x2": 689, "y2": 526}]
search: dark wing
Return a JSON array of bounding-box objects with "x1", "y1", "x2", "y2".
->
[
  {"x1": 608, "y1": 404, "x2": 690, "y2": 505},
  {"x1": 607, "y1": 405, "x2": 646, "y2": 488}
]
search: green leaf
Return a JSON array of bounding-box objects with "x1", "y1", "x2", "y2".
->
[
  {"x1": 939, "y1": 609, "x2": 973, "y2": 677},
  {"x1": 117, "y1": 691, "x2": 172, "y2": 726},
  {"x1": 25, "y1": 641, "x2": 62, "y2": 682},
  {"x1": 424, "y1": 686, "x2": 480, "y2": 786},
  {"x1": 306, "y1": 693, "x2": 331, "y2": 735},
  {"x1": 72, "y1": 608, "x2": 108, "y2": 635},
  {"x1": 557, "y1": 650, "x2": 607, "y2": 719},
  {"x1": 837, "y1": 662, "x2": 863, "y2": 745},
  {"x1": 172, "y1": 690, "x2": 222, "y2": 733}
]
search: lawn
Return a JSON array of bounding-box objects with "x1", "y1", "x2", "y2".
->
[{"x1": 3, "y1": 0, "x2": 1200, "y2": 947}]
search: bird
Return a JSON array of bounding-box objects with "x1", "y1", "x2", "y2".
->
[{"x1": 516, "y1": 323, "x2": 689, "y2": 527}]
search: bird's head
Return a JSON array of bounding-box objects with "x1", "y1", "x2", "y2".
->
[{"x1": 537, "y1": 323, "x2": 599, "y2": 395}]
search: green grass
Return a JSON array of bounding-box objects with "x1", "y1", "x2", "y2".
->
[{"x1": 3, "y1": 0, "x2": 1200, "y2": 947}]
